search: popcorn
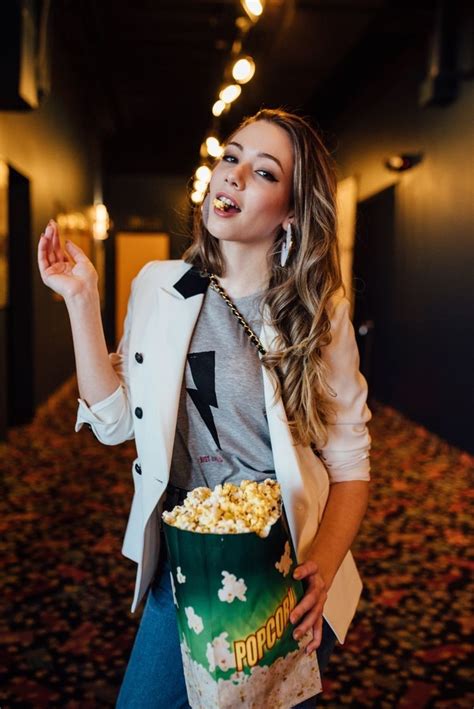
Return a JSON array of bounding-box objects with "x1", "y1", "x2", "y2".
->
[{"x1": 162, "y1": 479, "x2": 281, "y2": 538}]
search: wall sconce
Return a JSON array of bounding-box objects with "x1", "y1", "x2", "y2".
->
[
  {"x1": 91, "y1": 203, "x2": 110, "y2": 240},
  {"x1": 384, "y1": 153, "x2": 424, "y2": 172}
]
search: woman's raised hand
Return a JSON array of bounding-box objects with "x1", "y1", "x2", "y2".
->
[{"x1": 37, "y1": 219, "x2": 99, "y2": 301}]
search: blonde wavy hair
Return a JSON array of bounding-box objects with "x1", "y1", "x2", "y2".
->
[{"x1": 183, "y1": 108, "x2": 345, "y2": 449}]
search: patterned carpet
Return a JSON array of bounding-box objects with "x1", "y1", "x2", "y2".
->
[{"x1": 0, "y1": 377, "x2": 472, "y2": 708}]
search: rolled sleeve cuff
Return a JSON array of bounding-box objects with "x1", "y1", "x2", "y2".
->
[
  {"x1": 320, "y1": 423, "x2": 372, "y2": 482},
  {"x1": 321, "y1": 453, "x2": 371, "y2": 482},
  {"x1": 75, "y1": 384, "x2": 125, "y2": 432}
]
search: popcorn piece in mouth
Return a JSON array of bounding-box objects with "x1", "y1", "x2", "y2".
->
[
  {"x1": 213, "y1": 196, "x2": 240, "y2": 212},
  {"x1": 162, "y1": 479, "x2": 281, "y2": 537}
]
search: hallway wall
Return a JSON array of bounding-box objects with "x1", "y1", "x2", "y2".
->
[
  {"x1": 105, "y1": 174, "x2": 191, "y2": 260},
  {"x1": 326, "y1": 39, "x2": 474, "y2": 452},
  {"x1": 103, "y1": 174, "x2": 192, "y2": 345},
  {"x1": 0, "y1": 18, "x2": 102, "y2": 430}
]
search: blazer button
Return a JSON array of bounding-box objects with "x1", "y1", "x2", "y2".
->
[
  {"x1": 135, "y1": 352, "x2": 144, "y2": 364},
  {"x1": 134, "y1": 406, "x2": 143, "y2": 419},
  {"x1": 135, "y1": 462, "x2": 142, "y2": 475}
]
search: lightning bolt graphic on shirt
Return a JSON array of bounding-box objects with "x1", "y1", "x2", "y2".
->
[{"x1": 186, "y1": 351, "x2": 221, "y2": 450}]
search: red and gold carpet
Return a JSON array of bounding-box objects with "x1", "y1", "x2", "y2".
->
[{"x1": 0, "y1": 378, "x2": 472, "y2": 708}]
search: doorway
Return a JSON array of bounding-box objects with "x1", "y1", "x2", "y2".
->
[
  {"x1": 0, "y1": 164, "x2": 34, "y2": 438},
  {"x1": 115, "y1": 231, "x2": 170, "y2": 342},
  {"x1": 352, "y1": 185, "x2": 397, "y2": 408}
]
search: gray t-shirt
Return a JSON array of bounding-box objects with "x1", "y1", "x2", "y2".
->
[{"x1": 169, "y1": 286, "x2": 276, "y2": 490}]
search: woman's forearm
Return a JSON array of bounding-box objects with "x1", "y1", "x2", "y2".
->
[
  {"x1": 65, "y1": 290, "x2": 121, "y2": 407},
  {"x1": 306, "y1": 480, "x2": 370, "y2": 589}
]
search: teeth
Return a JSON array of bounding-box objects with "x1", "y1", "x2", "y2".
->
[{"x1": 214, "y1": 195, "x2": 240, "y2": 211}]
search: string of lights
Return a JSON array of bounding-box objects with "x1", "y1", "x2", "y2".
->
[{"x1": 190, "y1": 0, "x2": 265, "y2": 205}]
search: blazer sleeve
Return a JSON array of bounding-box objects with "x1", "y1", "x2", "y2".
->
[
  {"x1": 74, "y1": 261, "x2": 153, "y2": 446},
  {"x1": 316, "y1": 294, "x2": 373, "y2": 483}
]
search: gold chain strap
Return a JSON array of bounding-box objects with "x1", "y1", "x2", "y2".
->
[{"x1": 207, "y1": 274, "x2": 267, "y2": 356}]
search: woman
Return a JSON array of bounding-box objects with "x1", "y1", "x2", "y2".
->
[{"x1": 37, "y1": 108, "x2": 372, "y2": 708}]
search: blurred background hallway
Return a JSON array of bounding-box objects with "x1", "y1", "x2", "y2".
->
[{"x1": 0, "y1": 0, "x2": 473, "y2": 706}]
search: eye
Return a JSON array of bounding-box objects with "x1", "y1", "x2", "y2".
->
[
  {"x1": 256, "y1": 170, "x2": 276, "y2": 182},
  {"x1": 222, "y1": 154, "x2": 277, "y2": 182}
]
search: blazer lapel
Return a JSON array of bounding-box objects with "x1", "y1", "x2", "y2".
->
[{"x1": 140, "y1": 265, "x2": 210, "y2": 523}]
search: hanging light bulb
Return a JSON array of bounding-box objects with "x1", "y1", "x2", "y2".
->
[
  {"x1": 232, "y1": 57, "x2": 255, "y2": 84},
  {"x1": 206, "y1": 136, "x2": 223, "y2": 158},
  {"x1": 191, "y1": 190, "x2": 205, "y2": 204},
  {"x1": 241, "y1": 0, "x2": 264, "y2": 20},
  {"x1": 212, "y1": 99, "x2": 227, "y2": 116},
  {"x1": 219, "y1": 84, "x2": 241, "y2": 103},
  {"x1": 193, "y1": 179, "x2": 208, "y2": 192},
  {"x1": 195, "y1": 165, "x2": 212, "y2": 182}
]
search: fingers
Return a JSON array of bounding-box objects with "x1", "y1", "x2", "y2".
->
[
  {"x1": 292, "y1": 594, "x2": 325, "y2": 638},
  {"x1": 44, "y1": 224, "x2": 58, "y2": 264},
  {"x1": 38, "y1": 225, "x2": 55, "y2": 275},
  {"x1": 291, "y1": 588, "x2": 325, "y2": 632},
  {"x1": 290, "y1": 568, "x2": 326, "y2": 625},
  {"x1": 63, "y1": 237, "x2": 89, "y2": 263},
  {"x1": 38, "y1": 219, "x2": 87, "y2": 273},
  {"x1": 51, "y1": 221, "x2": 67, "y2": 263},
  {"x1": 38, "y1": 230, "x2": 48, "y2": 269},
  {"x1": 291, "y1": 587, "x2": 319, "y2": 625},
  {"x1": 47, "y1": 220, "x2": 68, "y2": 264},
  {"x1": 305, "y1": 615, "x2": 324, "y2": 655},
  {"x1": 290, "y1": 563, "x2": 327, "y2": 647},
  {"x1": 293, "y1": 560, "x2": 318, "y2": 581}
]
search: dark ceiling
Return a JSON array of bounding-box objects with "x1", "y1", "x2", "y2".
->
[{"x1": 55, "y1": 0, "x2": 436, "y2": 176}]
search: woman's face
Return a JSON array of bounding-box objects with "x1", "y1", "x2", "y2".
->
[{"x1": 206, "y1": 120, "x2": 294, "y2": 250}]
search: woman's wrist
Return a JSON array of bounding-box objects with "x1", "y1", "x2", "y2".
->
[
  {"x1": 304, "y1": 550, "x2": 336, "y2": 591},
  {"x1": 305, "y1": 481, "x2": 370, "y2": 591},
  {"x1": 65, "y1": 287, "x2": 101, "y2": 313}
]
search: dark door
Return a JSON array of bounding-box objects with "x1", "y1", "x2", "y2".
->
[
  {"x1": 6, "y1": 166, "x2": 34, "y2": 426},
  {"x1": 352, "y1": 185, "x2": 397, "y2": 408}
]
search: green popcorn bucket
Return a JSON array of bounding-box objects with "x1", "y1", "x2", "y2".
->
[{"x1": 163, "y1": 507, "x2": 322, "y2": 709}]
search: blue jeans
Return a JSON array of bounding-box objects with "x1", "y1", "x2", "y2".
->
[{"x1": 116, "y1": 552, "x2": 337, "y2": 708}]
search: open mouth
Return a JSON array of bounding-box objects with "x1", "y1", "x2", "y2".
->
[{"x1": 213, "y1": 194, "x2": 241, "y2": 213}]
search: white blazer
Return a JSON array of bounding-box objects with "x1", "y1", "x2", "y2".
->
[{"x1": 75, "y1": 259, "x2": 372, "y2": 644}]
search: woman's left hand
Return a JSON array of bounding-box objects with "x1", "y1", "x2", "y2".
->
[{"x1": 290, "y1": 560, "x2": 328, "y2": 654}]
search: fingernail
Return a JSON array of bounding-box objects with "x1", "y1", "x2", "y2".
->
[{"x1": 45, "y1": 226, "x2": 53, "y2": 236}]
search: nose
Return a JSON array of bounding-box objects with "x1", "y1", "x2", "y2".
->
[{"x1": 225, "y1": 164, "x2": 244, "y2": 189}]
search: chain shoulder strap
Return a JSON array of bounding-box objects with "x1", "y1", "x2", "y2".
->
[{"x1": 207, "y1": 274, "x2": 267, "y2": 356}]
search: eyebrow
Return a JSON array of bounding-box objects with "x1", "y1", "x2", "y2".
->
[{"x1": 226, "y1": 141, "x2": 284, "y2": 173}]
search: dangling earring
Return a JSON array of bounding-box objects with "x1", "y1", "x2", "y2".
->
[{"x1": 280, "y1": 223, "x2": 293, "y2": 267}]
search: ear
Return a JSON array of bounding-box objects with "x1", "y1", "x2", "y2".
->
[{"x1": 282, "y1": 213, "x2": 294, "y2": 231}]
